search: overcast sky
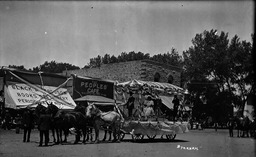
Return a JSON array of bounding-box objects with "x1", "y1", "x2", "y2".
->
[{"x1": 0, "y1": 1, "x2": 254, "y2": 69}]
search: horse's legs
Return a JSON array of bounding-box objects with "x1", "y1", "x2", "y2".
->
[
  {"x1": 63, "y1": 129, "x2": 68, "y2": 143},
  {"x1": 94, "y1": 125, "x2": 100, "y2": 144},
  {"x1": 82, "y1": 128, "x2": 86, "y2": 144},
  {"x1": 102, "y1": 130, "x2": 107, "y2": 141},
  {"x1": 59, "y1": 129, "x2": 63, "y2": 143},
  {"x1": 51, "y1": 128, "x2": 56, "y2": 143},
  {"x1": 90, "y1": 128, "x2": 93, "y2": 141},
  {"x1": 85, "y1": 127, "x2": 93, "y2": 142},
  {"x1": 113, "y1": 124, "x2": 121, "y2": 142},
  {"x1": 55, "y1": 129, "x2": 60, "y2": 144},
  {"x1": 108, "y1": 131, "x2": 112, "y2": 141},
  {"x1": 74, "y1": 128, "x2": 81, "y2": 144},
  {"x1": 241, "y1": 129, "x2": 245, "y2": 137},
  {"x1": 112, "y1": 128, "x2": 117, "y2": 142}
]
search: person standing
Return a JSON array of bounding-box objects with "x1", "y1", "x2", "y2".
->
[
  {"x1": 3, "y1": 110, "x2": 11, "y2": 130},
  {"x1": 126, "y1": 92, "x2": 135, "y2": 118},
  {"x1": 22, "y1": 108, "x2": 34, "y2": 142},
  {"x1": 143, "y1": 96, "x2": 155, "y2": 120},
  {"x1": 214, "y1": 122, "x2": 218, "y2": 132},
  {"x1": 38, "y1": 109, "x2": 52, "y2": 146},
  {"x1": 172, "y1": 95, "x2": 180, "y2": 122},
  {"x1": 227, "y1": 117, "x2": 234, "y2": 137}
]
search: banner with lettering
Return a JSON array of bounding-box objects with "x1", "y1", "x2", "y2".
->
[
  {"x1": 5, "y1": 82, "x2": 76, "y2": 109},
  {"x1": 73, "y1": 76, "x2": 114, "y2": 99}
]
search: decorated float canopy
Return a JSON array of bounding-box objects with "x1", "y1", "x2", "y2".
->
[
  {"x1": 116, "y1": 79, "x2": 185, "y2": 95},
  {"x1": 116, "y1": 79, "x2": 186, "y2": 110},
  {"x1": 0, "y1": 67, "x2": 76, "y2": 109}
]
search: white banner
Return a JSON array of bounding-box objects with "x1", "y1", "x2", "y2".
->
[{"x1": 5, "y1": 82, "x2": 76, "y2": 109}]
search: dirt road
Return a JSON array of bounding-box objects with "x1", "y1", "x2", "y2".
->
[{"x1": 0, "y1": 128, "x2": 255, "y2": 157}]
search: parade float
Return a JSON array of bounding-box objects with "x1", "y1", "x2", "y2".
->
[{"x1": 115, "y1": 79, "x2": 190, "y2": 141}]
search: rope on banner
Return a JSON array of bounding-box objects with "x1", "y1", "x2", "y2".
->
[
  {"x1": 28, "y1": 77, "x2": 72, "y2": 106},
  {"x1": 38, "y1": 71, "x2": 44, "y2": 88},
  {"x1": 8, "y1": 71, "x2": 75, "y2": 108}
]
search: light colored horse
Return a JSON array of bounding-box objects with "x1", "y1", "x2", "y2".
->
[{"x1": 86, "y1": 103, "x2": 122, "y2": 143}]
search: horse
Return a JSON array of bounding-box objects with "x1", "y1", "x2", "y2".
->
[
  {"x1": 54, "y1": 109, "x2": 87, "y2": 144},
  {"x1": 74, "y1": 104, "x2": 93, "y2": 142},
  {"x1": 46, "y1": 102, "x2": 61, "y2": 144},
  {"x1": 77, "y1": 102, "x2": 115, "y2": 142},
  {"x1": 85, "y1": 103, "x2": 122, "y2": 143}
]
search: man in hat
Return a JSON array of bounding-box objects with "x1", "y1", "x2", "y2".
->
[
  {"x1": 22, "y1": 107, "x2": 34, "y2": 142},
  {"x1": 227, "y1": 116, "x2": 235, "y2": 137},
  {"x1": 126, "y1": 92, "x2": 135, "y2": 118},
  {"x1": 38, "y1": 109, "x2": 52, "y2": 146},
  {"x1": 172, "y1": 95, "x2": 180, "y2": 122}
]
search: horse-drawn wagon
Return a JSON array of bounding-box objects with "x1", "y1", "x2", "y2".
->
[{"x1": 114, "y1": 79, "x2": 190, "y2": 142}]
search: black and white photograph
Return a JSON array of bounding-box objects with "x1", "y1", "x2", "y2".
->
[{"x1": 0, "y1": 1, "x2": 255, "y2": 157}]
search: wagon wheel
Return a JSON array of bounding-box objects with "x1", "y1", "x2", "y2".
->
[
  {"x1": 166, "y1": 134, "x2": 176, "y2": 141},
  {"x1": 132, "y1": 134, "x2": 144, "y2": 141},
  {"x1": 147, "y1": 135, "x2": 156, "y2": 140}
]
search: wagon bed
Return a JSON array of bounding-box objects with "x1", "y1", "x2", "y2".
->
[{"x1": 120, "y1": 120, "x2": 189, "y2": 141}]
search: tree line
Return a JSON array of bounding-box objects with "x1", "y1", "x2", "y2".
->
[{"x1": 7, "y1": 29, "x2": 255, "y2": 123}]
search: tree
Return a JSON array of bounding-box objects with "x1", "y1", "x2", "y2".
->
[
  {"x1": 151, "y1": 48, "x2": 183, "y2": 67},
  {"x1": 32, "y1": 61, "x2": 80, "y2": 73},
  {"x1": 109, "y1": 55, "x2": 118, "y2": 63},
  {"x1": 8, "y1": 65, "x2": 27, "y2": 71},
  {"x1": 102, "y1": 54, "x2": 111, "y2": 64},
  {"x1": 88, "y1": 55, "x2": 102, "y2": 68},
  {"x1": 183, "y1": 29, "x2": 254, "y2": 122}
]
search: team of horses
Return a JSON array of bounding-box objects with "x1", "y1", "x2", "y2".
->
[{"x1": 33, "y1": 102, "x2": 123, "y2": 144}]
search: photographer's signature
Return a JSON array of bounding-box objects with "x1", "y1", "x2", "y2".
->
[{"x1": 177, "y1": 145, "x2": 200, "y2": 150}]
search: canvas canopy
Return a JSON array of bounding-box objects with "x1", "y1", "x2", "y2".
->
[
  {"x1": 159, "y1": 95, "x2": 174, "y2": 109},
  {"x1": 1, "y1": 67, "x2": 76, "y2": 109},
  {"x1": 117, "y1": 79, "x2": 184, "y2": 94}
]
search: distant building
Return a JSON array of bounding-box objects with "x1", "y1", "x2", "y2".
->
[{"x1": 62, "y1": 60, "x2": 182, "y2": 87}]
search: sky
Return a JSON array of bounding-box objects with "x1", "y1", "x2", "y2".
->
[{"x1": 0, "y1": 1, "x2": 254, "y2": 69}]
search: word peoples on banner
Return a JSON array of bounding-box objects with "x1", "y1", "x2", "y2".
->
[{"x1": 73, "y1": 77, "x2": 114, "y2": 99}]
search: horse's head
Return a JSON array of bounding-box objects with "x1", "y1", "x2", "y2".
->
[
  {"x1": 74, "y1": 104, "x2": 86, "y2": 115},
  {"x1": 35, "y1": 103, "x2": 47, "y2": 117},
  {"x1": 86, "y1": 103, "x2": 100, "y2": 118},
  {"x1": 47, "y1": 102, "x2": 59, "y2": 116}
]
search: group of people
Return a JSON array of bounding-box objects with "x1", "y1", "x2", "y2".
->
[
  {"x1": 21, "y1": 103, "x2": 53, "y2": 147},
  {"x1": 124, "y1": 91, "x2": 181, "y2": 121},
  {"x1": 125, "y1": 91, "x2": 157, "y2": 120}
]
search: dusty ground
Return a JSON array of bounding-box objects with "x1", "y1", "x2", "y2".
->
[{"x1": 0, "y1": 128, "x2": 255, "y2": 157}]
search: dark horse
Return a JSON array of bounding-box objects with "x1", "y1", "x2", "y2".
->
[
  {"x1": 53, "y1": 106, "x2": 88, "y2": 144},
  {"x1": 85, "y1": 103, "x2": 122, "y2": 143}
]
